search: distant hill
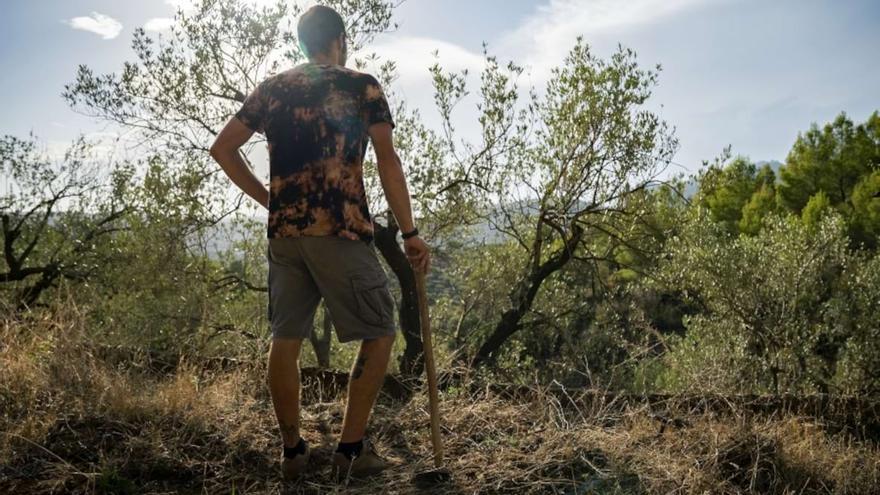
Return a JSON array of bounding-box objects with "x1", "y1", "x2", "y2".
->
[
  {"x1": 207, "y1": 160, "x2": 786, "y2": 254},
  {"x1": 757, "y1": 159, "x2": 784, "y2": 176}
]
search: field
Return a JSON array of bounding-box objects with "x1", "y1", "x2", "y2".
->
[{"x1": 3, "y1": 308, "x2": 879, "y2": 495}]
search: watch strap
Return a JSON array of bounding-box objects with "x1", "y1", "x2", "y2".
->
[{"x1": 401, "y1": 227, "x2": 419, "y2": 239}]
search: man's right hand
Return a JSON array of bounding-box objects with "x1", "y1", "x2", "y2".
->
[{"x1": 404, "y1": 236, "x2": 430, "y2": 273}]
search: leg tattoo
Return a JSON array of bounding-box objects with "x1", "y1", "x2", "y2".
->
[
  {"x1": 280, "y1": 420, "x2": 298, "y2": 443},
  {"x1": 352, "y1": 355, "x2": 367, "y2": 380}
]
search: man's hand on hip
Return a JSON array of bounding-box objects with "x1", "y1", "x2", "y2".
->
[{"x1": 404, "y1": 236, "x2": 430, "y2": 273}]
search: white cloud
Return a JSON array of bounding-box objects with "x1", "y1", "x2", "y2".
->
[
  {"x1": 365, "y1": 35, "x2": 486, "y2": 136},
  {"x1": 525, "y1": 0, "x2": 711, "y2": 33},
  {"x1": 367, "y1": 1, "x2": 718, "y2": 107},
  {"x1": 499, "y1": 0, "x2": 718, "y2": 81},
  {"x1": 66, "y1": 12, "x2": 123, "y2": 40},
  {"x1": 164, "y1": 0, "x2": 195, "y2": 12},
  {"x1": 144, "y1": 17, "x2": 175, "y2": 32},
  {"x1": 45, "y1": 131, "x2": 122, "y2": 164},
  {"x1": 370, "y1": 36, "x2": 484, "y2": 85}
]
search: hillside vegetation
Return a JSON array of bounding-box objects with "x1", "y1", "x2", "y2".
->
[{"x1": 3, "y1": 305, "x2": 879, "y2": 494}]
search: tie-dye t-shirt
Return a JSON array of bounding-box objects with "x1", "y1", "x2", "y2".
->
[{"x1": 235, "y1": 63, "x2": 395, "y2": 241}]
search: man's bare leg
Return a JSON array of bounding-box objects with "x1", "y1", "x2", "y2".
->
[
  {"x1": 340, "y1": 333, "x2": 395, "y2": 442},
  {"x1": 268, "y1": 337, "x2": 304, "y2": 447}
]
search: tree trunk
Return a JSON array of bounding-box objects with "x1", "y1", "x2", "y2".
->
[
  {"x1": 472, "y1": 308, "x2": 526, "y2": 368},
  {"x1": 373, "y1": 221, "x2": 424, "y2": 377},
  {"x1": 471, "y1": 226, "x2": 584, "y2": 368},
  {"x1": 309, "y1": 304, "x2": 332, "y2": 368},
  {"x1": 16, "y1": 266, "x2": 60, "y2": 311}
]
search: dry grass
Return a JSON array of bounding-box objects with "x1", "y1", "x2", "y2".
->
[{"x1": 2, "y1": 308, "x2": 880, "y2": 494}]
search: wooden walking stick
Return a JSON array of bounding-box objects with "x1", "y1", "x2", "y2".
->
[{"x1": 412, "y1": 269, "x2": 451, "y2": 487}]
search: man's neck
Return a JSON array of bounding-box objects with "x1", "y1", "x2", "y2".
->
[{"x1": 308, "y1": 55, "x2": 338, "y2": 66}]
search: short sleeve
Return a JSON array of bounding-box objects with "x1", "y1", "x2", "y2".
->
[
  {"x1": 234, "y1": 82, "x2": 267, "y2": 134},
  {"x1": 362, "y1": 75, "x2": 395, "y2": 129}
]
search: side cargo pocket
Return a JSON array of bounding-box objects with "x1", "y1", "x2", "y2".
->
[{"x1": 350, "y1": 269, "x2": 394, "y2": 327}]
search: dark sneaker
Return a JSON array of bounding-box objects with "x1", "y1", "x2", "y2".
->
[
  {"x1": 280, "y1": 441, "x2": 311, "y2": 481},
  {"x1": 332, "y1": 438, "x2": 388, "y2": 479}
]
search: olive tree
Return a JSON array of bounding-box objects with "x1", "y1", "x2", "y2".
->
[
  {"x1": 657, "y1": 209, "x2": 850, "y2": 394},
  {"x1": 0, "y1": 135, "x2": 130, "y2": 311},
  {"x1": 832, "y1": 251, "x2": 880, "y2": 395},
  {"x1": 428, "y1": 39, "x2": 678, "y2": 367}
]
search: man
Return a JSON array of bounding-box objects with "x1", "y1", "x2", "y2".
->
[{"x1": 209, "y1": 5, "x2": 429, "y2": 481}]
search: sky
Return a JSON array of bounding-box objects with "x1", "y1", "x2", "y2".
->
[{"x1": 1, "y1": 0, "x2": 878, "y2": 178}]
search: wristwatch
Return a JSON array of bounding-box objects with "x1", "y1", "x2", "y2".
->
[{"x1": 401, "y1": 227, "x2": 419, "y2": 240}]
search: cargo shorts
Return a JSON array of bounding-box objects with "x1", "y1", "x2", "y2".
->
[{"x1": 266, "y1": 235, "x2": 397, "y2": 342}]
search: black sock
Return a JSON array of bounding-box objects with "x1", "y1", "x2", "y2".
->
[
  {"x1": 283, "y1": 437, "x2": 307, "y2": 459},
  {"x1": 335, "y1": 439, "x2": 364, "y2": 460}
]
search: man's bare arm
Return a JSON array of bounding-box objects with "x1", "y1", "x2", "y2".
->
[
  {"x1": 369, "y1": 123, "x2": 415, "y2": 233},
  {"x1": 368, "y1": 122, "x2": 430, "y2": 272},
  {"x1": 210, "y1": 118, "x2": 269, "y2": 210}
]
